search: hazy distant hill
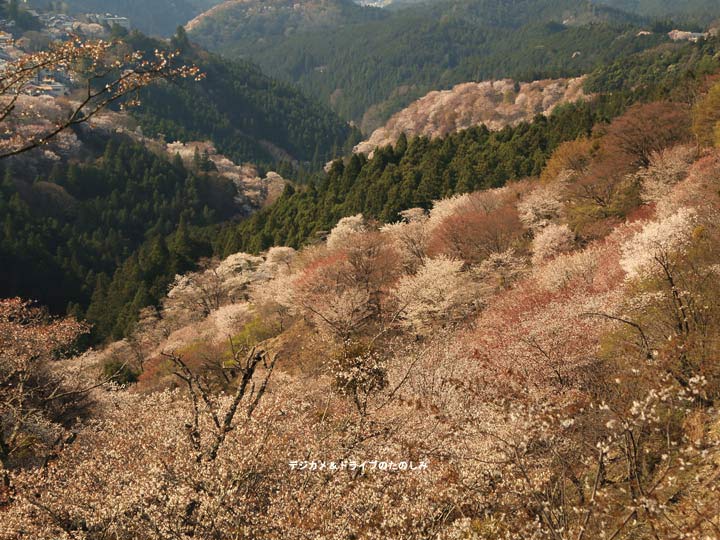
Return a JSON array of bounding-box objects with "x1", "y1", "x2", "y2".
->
[
  {"x1": 186, "y1": 0, "x2": 385, "y2": 55},
  {"x1": 597, "y1": 0, "x2": 720, "y2": 23},
  {"x1": 372, "y1": 0, "x2": 720, "y2": 20}
]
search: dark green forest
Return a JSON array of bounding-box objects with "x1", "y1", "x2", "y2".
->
[
  {"x1": 598, "y1": 0, "x2": 720, "y2": 24},
  {"x1": 586, "y1": 37, "x2": 720, "y2": 98},
  {"x1": 0, "y1": 140, "x2": 229, "y2": 340}
]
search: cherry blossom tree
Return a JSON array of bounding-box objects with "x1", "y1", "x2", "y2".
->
[
  {"x1": 531, "y1": 223, "x2": 576, "y2": 266},
  {"x1": 380, "y1": 208, "x2": 429, "y2": 272},
  {"x1": 288, "y1": 234, "x2": 400, "y2": 341},
  {"x1": 1, "y1": 36, "x2": 202, "y2": 159},
  {"x1": 325, "y1": 214, "x2": 367, "y2": 251},
  {"x1": 636, "y1": 145, "x2": 696, "y2": 204},
  {"x1": 428, "y1": 195, "x2": 523, "y2": 264},
  {"x1": 393, "y1": 256, "x2": 476, "y2": 332},
  {"x1": 0, "y1": 298, "x2": 90, "y2": 475},
  {"x1": 518, "y1": 181, "x2": 565, "y2": 232},
  {"x1": 620, "y1": 207, "x2": 697, "y2": 281}
]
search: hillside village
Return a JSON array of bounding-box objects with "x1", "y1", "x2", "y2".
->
[{"x1": 0, "y1": 4, "x2": 129, "y2": 95}]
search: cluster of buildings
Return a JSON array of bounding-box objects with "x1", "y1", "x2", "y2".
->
[
  {"x1": 34, "y1": 10, "x2": 130, "y2": 39},
  {"x1": 84, "y1": 12, "x2": 130, "y2": 30},
  {"x1": 25, "y1": 75, "x2": 70, "y2": 97},
  {"x1": 0, "y1": 5, "x2": 132, "y2": 96},
  {"x1": 0, "y1": 29, "x2": 21, "y2": 72}
]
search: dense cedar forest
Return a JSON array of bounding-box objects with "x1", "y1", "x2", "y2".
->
[{"x1": 0, "y1": 140, "x2": 231, "y2": 339}]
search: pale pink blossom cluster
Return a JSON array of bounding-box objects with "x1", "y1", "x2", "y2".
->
[
  {"x1": 620, "y1": 207, "x2": 697, "y2": 280},
  {"x1": 393, "y1": 256, "x2": 476, "y2": 332},
  {"x1": 530, "y1": 222, "x2": 576, "y2": 266},
  {"x1": 325, "y1": 214, "x2": 367, "y2": 250}
]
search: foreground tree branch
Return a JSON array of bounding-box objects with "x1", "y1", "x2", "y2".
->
[
  {"x1": 162, "y1": 344, "x2": 278, "y2": 462},
  {"x1": 0, "y1": 35, "x2": 203, "y2": 160}
]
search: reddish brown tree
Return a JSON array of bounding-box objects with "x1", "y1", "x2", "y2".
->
[{"x1": 600, "y1": 101, "x2": 692, "y2": 168}]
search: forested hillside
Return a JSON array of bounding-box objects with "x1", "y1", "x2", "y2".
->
[
  {"x1": 127, "y1": 31, "x2": 359, "y2": 168},
  {"x1": 189, "y1": 0, "x2": 661, "y2": 127},
  {"x1": 0, "y1": 138, "x2": 234, "y2": 340},
  {"x1": 216, "y1": 99, "x2": 617, "y2": 254},
  {"x1": 599, "y1": 0, "x2": 720, "y2": 23},
  {"x1": 185, "y1": 0, "x2": 385, "y2": 53}
]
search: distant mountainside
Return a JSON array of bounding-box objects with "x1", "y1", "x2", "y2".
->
[
  {"x1": 125, "y1": 33, "x2": 358, "y2": 168},
  {"x1": 186, "y1": 0, "x2": 385, "y2": 55},
  {"x1": 28, "y1": 0, "x2": 224, "y2": 35},
  {"x1": 354, "y1": 76, "x2": 587, "y2": 155},
  {"x1": 188, "y1": 0, "x2": 660, "y2": 128},
  {"x1": 377, "y1": 0, "x2": 720, "y2": 20},
  {"x1": 597, "y1": 0, "x2": 720, "y2": 23}
]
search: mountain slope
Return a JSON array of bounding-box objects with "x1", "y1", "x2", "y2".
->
[
  {"x1": 0, "y1": 29, "x2": 357, "y2": 340},
  {"x1": 216, "y1": 34, "x2": 719, "y2": 254},
  {"x1": 186, "y1": 0, "x2": 385, "y2": 54},
  {"x1": 189, "y1": 0, "x2": 662, "y2": 127}
]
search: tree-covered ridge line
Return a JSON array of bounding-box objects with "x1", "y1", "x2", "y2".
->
[{"x1": 185, "y1": 0, "x2": 386, "y2": 51}]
